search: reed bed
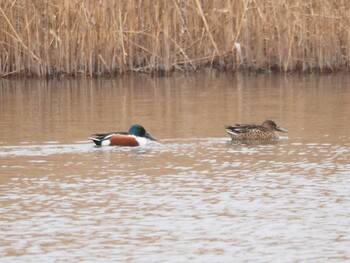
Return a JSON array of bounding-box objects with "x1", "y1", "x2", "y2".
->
[{"x1": 0, "y1": 0, "x2": 349, "y2": 77}]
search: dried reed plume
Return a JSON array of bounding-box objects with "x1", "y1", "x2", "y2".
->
[{"x1": 0, "y1": 0, "x2": 349, "y2": 77}]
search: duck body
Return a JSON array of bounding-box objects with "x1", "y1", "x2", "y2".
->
[
  {"x1": 225, "y1": 120, "x2": 287, "y2": 140},
  {"x1": 90, "y1": 124, "x2": 157, "y2": 147}
]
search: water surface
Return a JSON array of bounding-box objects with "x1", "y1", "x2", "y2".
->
[{"x1": 1, "y1": 73, "x2": 350, "y2": 262}]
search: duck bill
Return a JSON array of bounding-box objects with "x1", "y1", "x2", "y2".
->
[
  {"x1": 145, "y1": 132, "x2": 157, "y2": 141},
  {"x1": 276, "y1": 126, "x2": 288, "y2": 133}
]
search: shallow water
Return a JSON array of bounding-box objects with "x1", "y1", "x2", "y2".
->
[{"x1": 1, "y1": 73, "x2": 350, "y2": 262}]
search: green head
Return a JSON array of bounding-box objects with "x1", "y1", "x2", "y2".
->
[{"x1": 128, "y1": 124, "x2": 157, "y2": 141}]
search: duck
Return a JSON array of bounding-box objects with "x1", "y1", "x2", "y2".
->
[
  {"x1": 225, "y1": 120, "x2": 288, "y2": 140},
  {"x1": 90, "y1": 124, "x2": 157, "y2": 146}
]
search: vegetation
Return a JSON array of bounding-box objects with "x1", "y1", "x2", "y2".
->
[{"x1": 0, "y1": 0, "x2": 349, "y2": 77}]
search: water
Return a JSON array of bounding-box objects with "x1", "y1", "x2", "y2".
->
[{"x1": 1, "y1": 73, "x2": 350, "y2": 262}]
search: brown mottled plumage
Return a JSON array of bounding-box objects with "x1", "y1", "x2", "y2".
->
[{"x1": 225, "y1": 120, "x2": 288, "y2": 140}]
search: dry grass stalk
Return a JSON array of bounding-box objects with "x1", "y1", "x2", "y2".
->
[{"x1": 0, "y1": 0, "x2": 349, "y2": 77}]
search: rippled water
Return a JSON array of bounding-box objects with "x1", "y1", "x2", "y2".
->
[{"x1": 1, "y1": 73, "x2": 350, "y2": 262}]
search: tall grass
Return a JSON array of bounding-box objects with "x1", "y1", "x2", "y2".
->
[{"x1": 0, "y1": 0, "x2": 349, "y2": 77}]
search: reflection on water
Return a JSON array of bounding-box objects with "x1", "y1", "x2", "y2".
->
[{"x1": 1, "y1": 73, "x2": 350, "y2": 261}]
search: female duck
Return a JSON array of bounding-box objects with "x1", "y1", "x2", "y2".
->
[{"x1": 225, "y1": 120, "x2": 288, "y2": 140}]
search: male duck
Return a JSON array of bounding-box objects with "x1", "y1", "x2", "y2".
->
[
  {"x1": 90, "y1": 124, "x2": 157, "y2": 146},
  {"x1": 225, "y1": 120, "x2": 288, "y2": 140}
]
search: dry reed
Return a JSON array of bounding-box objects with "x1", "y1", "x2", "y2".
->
[{"x1": 0, "y1": 0, "x2": 349, "y2": 77}]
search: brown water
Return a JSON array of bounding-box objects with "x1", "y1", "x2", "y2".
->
[{"x1": 1, "y1": 73, "x2": 350, "y2": 262}]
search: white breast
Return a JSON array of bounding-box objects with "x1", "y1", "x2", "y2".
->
[{"x1": 134, "y1": 136, "x2": 150, "y2": 146}]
